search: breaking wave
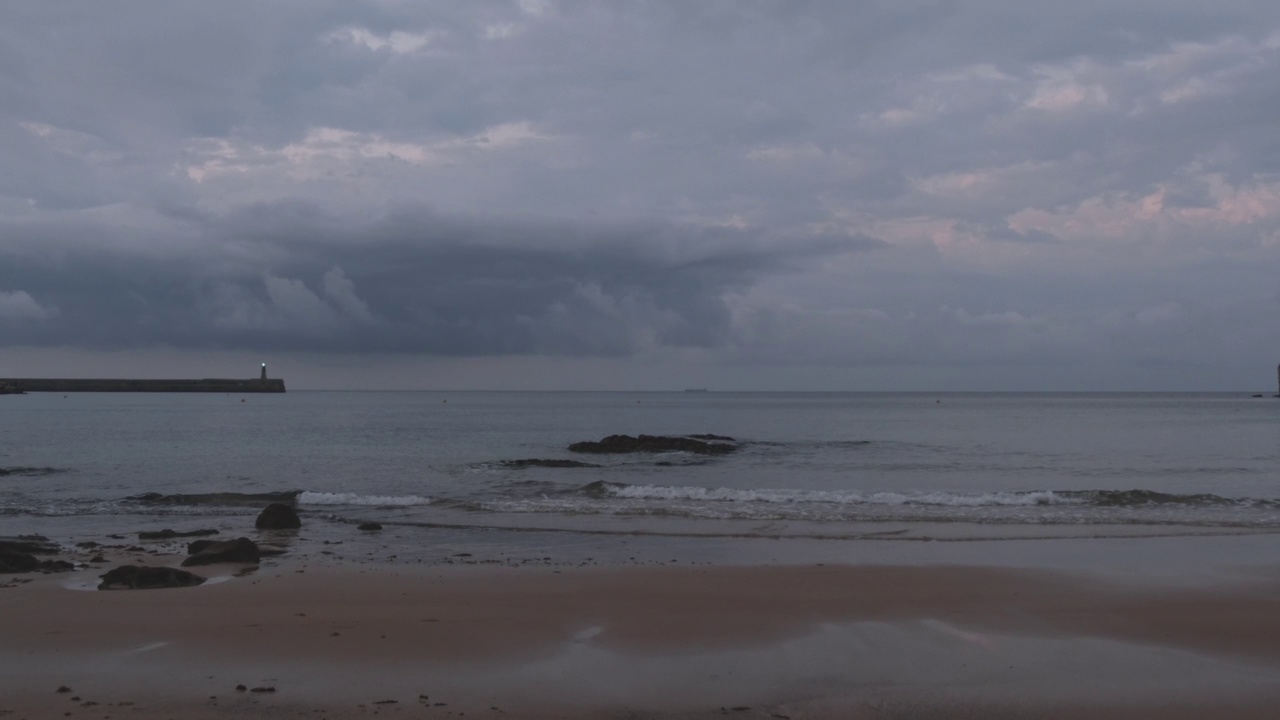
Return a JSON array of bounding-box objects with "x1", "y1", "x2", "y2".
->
[
  {"x1": 298, "y1": 491, "x2": 435, "y2": 507},
  {"x1": 579, "y1": 481, "x2": 1061, "y2": 507},
  {"x1": 575, "y1": 481, "x2": 1280, "y2": 509}
]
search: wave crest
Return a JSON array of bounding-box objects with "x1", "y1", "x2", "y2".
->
[
  {"x1": 582, "y1": 482, "x2": 1064, "y2": 507},
  {"x1": 575, "y1": 482, "x2": 1279, "y2": 509},
  {"x1": 299, "y1": 491, "x2": 435, "y2": 507}
]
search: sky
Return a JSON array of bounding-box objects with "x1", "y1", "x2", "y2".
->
[{"x1": 2, "y1": 1, "x2": 1279, "y2": 391}]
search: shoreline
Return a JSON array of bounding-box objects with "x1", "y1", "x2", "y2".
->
[{"x1": 5, "y1": 544, "x2": 1280, "y2": 718}]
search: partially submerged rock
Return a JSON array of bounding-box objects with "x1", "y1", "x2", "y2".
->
[
  {"x1": 191, "y1": 537, "x2": 283, "y2": 557},
  {"x1": 357, "y1": 522, "x2": 383, "y2": 531},
  {"x1": 255, "y1": 502, "x2": 301, "y2": 530},
  {"x1": 0, "y1": 467, "x2": 60, "y2": 477},
  {"x1": 0, "y1": 536, "x2": 60, "y2": 555},
  {"x1": 98, "y1": 565, "x2": 206, "y2": 590},
  {"x1": 568, "y1": 434, "x2": 737, "y2": 455},
  {"x1": 181, "y1": 537, "x2": 260, "y2": 566},
  {"x1": 39, "y1": 559, "x2": 75, "y2": 573},
  {"x1": 1, "y1": 536, "x2": 73, "y2": 574},
  {"x1": 138, "y1": 528, "x2": 220, "y2": 541},
  {"x1": 127, "y1": 490, "x2": 299, "y2": 508},
  {"x1": 499, "y1": 458, "x2": 600, "y2": 469}
]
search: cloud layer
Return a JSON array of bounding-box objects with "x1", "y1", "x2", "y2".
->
[{"x1": 3, "y1": 1, "x2": 1279, "y2": 388}]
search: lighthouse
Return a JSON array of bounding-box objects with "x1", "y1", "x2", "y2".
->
[{"x1": 260, "y1": 363, "x2": 267, "y2": 381}]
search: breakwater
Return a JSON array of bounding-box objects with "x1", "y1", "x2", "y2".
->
[{"x1": 0, "y1": 378, "x2": 285, "y2": 393}]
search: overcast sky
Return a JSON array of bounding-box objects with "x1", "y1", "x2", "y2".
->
[{"x1": 2, "y1": 1, "x2": 1279, "y2": 390}]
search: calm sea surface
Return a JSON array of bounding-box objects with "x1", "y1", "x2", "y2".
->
[{"x1": 3, "y1": 392, "x2": 1280, "y2": 542}]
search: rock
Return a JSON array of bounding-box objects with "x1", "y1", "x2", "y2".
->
[
  {"x1": 0, "y1": 536, "x2": 59, "y2": 555},
  {"x1": 255, "y1": 503, "x2": 301, "y2": 530},
  {"x1": 499, "y1": 458, "x2": 600, "y2": 469},
  {"x1": 357, "y1": 522, "x2": 383, "y2": 531},
  {"x1": 127, "y1": 491, "x2": 299, "y2": 507},
  {"x1": 138, "y1": 528, "x2": 220, "y2": 541},
  {"x1": 98, "y1": 565, "x2": 206, "y2": 590},
  {"x1": 0, "y1": 467, "x2": 60, "y2": 477},
  {"x1": 568, "y1": 434, "x2": 737, "y2": 455},
  {"x1": 0, "y1": 550, "x2": 39, "y2": 574},
  {"x1": 0, "y1": 549, "x2": 70, "y2": 574},
  {"x1": 181, "y1": 537, "x2": 260, "y2": 566},
  {"x1": 215, "y1": 541, "x2": 282, "y2": 556},
  {"x1": 687, "y1": 433, "x2": 736, "y2": 441}
]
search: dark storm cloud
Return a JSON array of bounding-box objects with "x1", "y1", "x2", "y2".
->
[{"x1": 0, "y1": 204, "x2": 882, "y2": 356}]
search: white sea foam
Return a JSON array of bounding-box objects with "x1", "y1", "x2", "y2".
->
[
  {"x1": 601, "y1": 484, "x2": 1071, "y2": 507},
  {"x1": 299, "y1": 491, "x2": 434, "y2": 507}
]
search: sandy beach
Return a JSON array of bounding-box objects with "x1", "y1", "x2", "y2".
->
[{"x1": 5, "y1": 542, "x2": 1280, "y2": 719}]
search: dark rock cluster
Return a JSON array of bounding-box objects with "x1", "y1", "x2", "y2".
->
[
  {"x1": 138, "y1": 528, "x2": 219, "y2": 541},
  {"x1": 3, "y1": 497, "x2": 314, "y2": 590},
  {"x1": 0, "y1": 537, "x2": 74, "y2": 575},
  {"x1": 568, "y1": 434, "x2": 737, "y2": 455},
  {"x1": 0, "y1": 552, "x2": 73, "y2": 574},
  {"x1": 92, "y1": 503, "x2": 298, "y2": 588},
  {"x1": 0, "y1": 537, "x2": 59, "y2": 555}
]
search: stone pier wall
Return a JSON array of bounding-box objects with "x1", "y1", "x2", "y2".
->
[{"x1": 0, "y1": 378, "x2": 286, "y2": 393}]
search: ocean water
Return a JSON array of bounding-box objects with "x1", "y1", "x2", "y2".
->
[{"x1": 2, "y1": 392, "x2": 1280, "y2": 548}]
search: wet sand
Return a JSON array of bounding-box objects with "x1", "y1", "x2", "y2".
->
[{"x1": 4, "y1": 556, "x2": 1280, "y2": 718}]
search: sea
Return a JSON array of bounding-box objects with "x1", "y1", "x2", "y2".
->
[{"x1": 3, "y1": 392, "x2": 1280, "y2": 565}]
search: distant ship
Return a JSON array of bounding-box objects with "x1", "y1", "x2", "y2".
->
[{"x1": 683, "y1": 388, "x2": 709, "y2": 393}]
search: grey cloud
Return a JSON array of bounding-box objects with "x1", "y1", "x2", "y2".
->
[
  {"x1": 977, "y1": 222, "x2": 1060, "y2": 245},
  {"x1": 0, "y1": 289, "x2": 57, "y2": 321},
  {"x1": 321, "y1": 266, "x2": 376, "y2": 324},
  {"x1": 4, "y1": 2, "x2": 1280, "y2": 388}
]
